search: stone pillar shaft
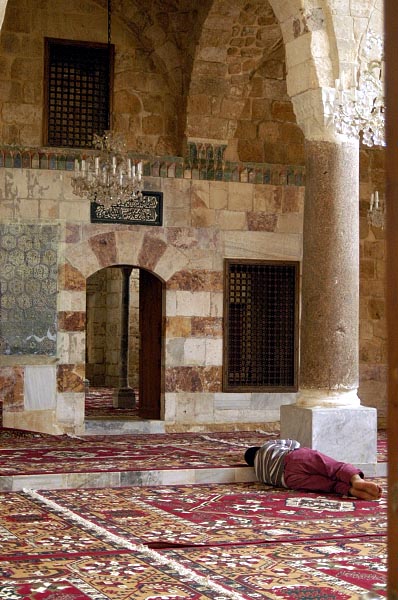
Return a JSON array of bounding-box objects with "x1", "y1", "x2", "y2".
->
[
  {"x1": 300, "y1": 140, "x2": 359, "y2": 404},
  {"x1": 281, "y1": 139, "x2": 377, "y2": 471}
]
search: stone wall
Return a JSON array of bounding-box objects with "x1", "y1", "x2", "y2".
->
[
  {"x1": 359, "y1": 146, "x2": 387, "y2": 426},
  {"x1": 0, "y1": 162, "x2": 303, "y2": 434}
]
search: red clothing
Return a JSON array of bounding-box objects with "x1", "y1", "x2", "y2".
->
[{"x1": 283, "y1": 447, "x2": 363, "y2": 496}]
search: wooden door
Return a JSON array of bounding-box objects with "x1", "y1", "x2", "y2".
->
[{"x1": 138, "y1": 269, "x2": 163, "y2": 419}]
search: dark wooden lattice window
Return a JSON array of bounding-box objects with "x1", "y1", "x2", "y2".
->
[
  {"x1": 44, "y1": 38, "x2": 114, "y2": 148},
  {"x1": 223, "y1": 260, "x2": 299, "y2": 392}
]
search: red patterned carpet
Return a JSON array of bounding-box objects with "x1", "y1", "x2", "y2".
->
[{"x1": 0, "y1": 482, "x2": 387, "y2": 598}]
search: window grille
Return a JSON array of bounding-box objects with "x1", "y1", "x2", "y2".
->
[
  {"x1": 44, "y1": 38, "x2": 113, "y2": 148},
  {"x1": 224, "y1": 260, "x2": 299, "y2": 392}
]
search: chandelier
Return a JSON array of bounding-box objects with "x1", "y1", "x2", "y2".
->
[
  {"x1": 71, "y1": 131, "x2": 144, "y2": 208},
  {"x1": 367, "y1": 191, "x2": 385, "y2": 229},
  {"x1": 333, "y1": 31, "x2": 385, "y2": 147}
]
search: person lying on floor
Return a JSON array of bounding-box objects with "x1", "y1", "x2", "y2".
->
[{"x1": 244, "y1": 439, "x2": 382, "y2": 501}]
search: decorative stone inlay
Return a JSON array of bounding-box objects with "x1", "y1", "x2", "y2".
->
[
  {"x1": 58, "y1": 264, "x2": 85, "y2": 291},
  {"x1": 165, "y1": 317, "x2": 192, "y2": 338},
  {"x1": 0, "y1": 223, "x2": 58, "y2": 356},
  {"x1": 88, "y1": 232, "x2": 118, "y2": 267},
  {"x1": 191, "y1": 317, "x2": 223, "y2": 337},
  {"x1": 247, "y1": 211, "x2": 278, "y2": 231},
  {"x1": 57, "y1": 364, "x2": 85, "y2": 393},
  {"x1": 165, "y1": 366, "x2": 222, "y2": 393},
  {"x1": 167, "y1": 270, "x2": 223, "y2": 291},
  {"x1": 137, "y1": 234, "x2": 167, "y2": 271},
  {"x1": 0, "y1": 366, "x2": 24, "y2": 409},
  {"x1": 58, "y1": 311, "x2": 86, "y2": 332}
]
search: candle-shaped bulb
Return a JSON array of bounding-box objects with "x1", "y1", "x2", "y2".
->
[
  {"x1": 370, "y1": 193, "x2": 374, "y2": 211},
  {"x1": 375, "y1": 191, "x2": 379, "y2": 209},
  {"x1": 74, "y1": 159, "x2": 80, "y2": 172}
]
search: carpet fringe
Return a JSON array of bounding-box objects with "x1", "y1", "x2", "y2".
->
[{"x1": 23, "y1": 488, "x2": 247, "y2": 600}]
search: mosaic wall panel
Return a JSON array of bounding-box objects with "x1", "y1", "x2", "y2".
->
[{"x1": 0, "y1": 224, "x2": 58, "y2": 355}]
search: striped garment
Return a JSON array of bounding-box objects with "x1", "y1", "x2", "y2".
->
[{"x1": 254, "y1": 439, "x2": 301, "y2": 487}]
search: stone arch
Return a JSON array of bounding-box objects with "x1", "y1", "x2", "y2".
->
[{"x1": 62, "y1": 229, "x2": 189, "y2": 286}]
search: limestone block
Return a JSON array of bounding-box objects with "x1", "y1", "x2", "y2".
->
[
  {"x1": 161, "y1": 176, "x2": 191, "y2": 208},
  {"x1": 210, "y1": 292, "x2": 223, "y2": 318},
  {"x1": 223, "y1": 230, "x2": 302, "y2": 260},
  {"x1": 165, "y1": 316, "x2": 191, "y2": 338},
  {"x1": 204, "y1": 338, "x2": 222, "y2": 365},
  {"x1": 184, "y1": 338, "x2": 206, "y2": 366},
  {"x1": 58, "y1": 332, "x2": 85, "y2": 364},
  {"x1": 214, "y1": 393, "x2": 251, "y2": 410},
  {"x1": 166, "y1": 338, "x2": 185, "y2": 366},
  {"x1": 15, "y1": 197, "x2": 39, "y2": 219},
  {"x1": 24, "y1": 365, "x2": 56, "y2": 410},
  {"x1": 59, "y1": 200, "x2": 90, "y2": 222},
  {"x1": 114, "y1": 230, "x2": 145, "y2": 265},
  {"x1": 253, "y1": 185, "x2": 282, "y2": 212},
  {"x1": 228, "y1": 181, "x2": 253, "y2": 211},
  {"x1": 276, "y1": 213, "x2": 303, "y2": 233},
  {"x1": 56, "y1": 392, "x2": 85, "y2": 425},
  {"x1": 155, "y1": 246, "x2": 188, "y2": 282},
  {"x1": 209, "y1": 181, "x2": 228, "y2": 209},
  {"x1": 164, "y1": 392, "x2": 177, "y2": 421},
  {"x1": 176, "y1": 291, "x2": 211, "y2": 316},
  {"x1": 166, "y1": 290, "x2": 177, "y2": 317},
  {"x1": 217, "y1": 210, "x2": 247, "y2": 230}
]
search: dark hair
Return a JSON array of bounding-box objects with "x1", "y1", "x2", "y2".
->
[{"x1": 244, "y1": 446, "x2": 260, "y2": 466}]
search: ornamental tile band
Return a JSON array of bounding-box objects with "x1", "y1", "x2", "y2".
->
[{"x1": 0, "y1": 144, "x2": 305, "y2": 187}]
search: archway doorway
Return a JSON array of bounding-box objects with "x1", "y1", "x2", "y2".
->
[{"x1": 85, "y1": 265, "x2": 163, "y2": 422}]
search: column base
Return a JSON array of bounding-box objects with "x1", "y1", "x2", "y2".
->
[
  {"x1": 113, "y1": 387, "x2": 136, "y2": 409},
  {"x1": 280, "y1": 404, "x2": 378, "y2": 476}
]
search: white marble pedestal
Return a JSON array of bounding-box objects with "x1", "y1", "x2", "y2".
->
[{"x1": 280, "y1": 404, "x2": 378, "y2": 476}]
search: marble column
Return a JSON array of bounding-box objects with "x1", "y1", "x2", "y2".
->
[
  {"x1": 113, "y1": 266, "x2": 136, "y2": 409},
  {"x1": 280, "y1": 139, "x2": 377, "y2": 473}
]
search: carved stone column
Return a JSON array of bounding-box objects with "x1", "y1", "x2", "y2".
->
[
  {"x1": 281, "y1": 139, "x2": 377, "y2": 473},
  {"x1": 113, "y1": 266, "x2": 136, "y2": 409}
]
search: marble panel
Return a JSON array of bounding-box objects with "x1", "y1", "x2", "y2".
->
[
  {"x1": 250, "y1": 392, "x2": 297, "y2": 409},
  {"x1": 280, "y1": 404, "x2": 377, "y2": 466},
  {"x1": 66, "y1": 472, "x2": 121, "y2": 489},
  {"x1": 194, "y1": 468, "x2": 237, "y2": 485},
  {"x1": 160, "y1": 469, "x2": 196, "y2": 485},
  {"x1": 10, "y1": 474, "x2": 66, "y2": 491},
  {"x1": 25, "y1": 365, "x2": 56, "y2": 410},
  {"x1": 120, "y1": 470, "x2": 164, "y2": 486}
]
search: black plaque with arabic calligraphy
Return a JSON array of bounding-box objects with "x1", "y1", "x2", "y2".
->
[{"x1": 90, "y1": 191, "x2": 163, "y2": 226}]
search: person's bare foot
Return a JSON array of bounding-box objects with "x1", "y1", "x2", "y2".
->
[{"x1": 349, "y1": 474, "x2": 382, "y2": 500}]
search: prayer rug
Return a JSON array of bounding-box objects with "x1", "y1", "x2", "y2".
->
[
  {"x1": 0, "y1": 431, "x2": 277, "y2": 475},
  {"x1": 163, "y1": 537, "x2": 387, "y2": 599},
  {"x1": 0, "y1": 487, "x2": 386, "y2": 599},
  {"x1": 36, "y1": 481, "x2": 387, "y2": 547}
]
